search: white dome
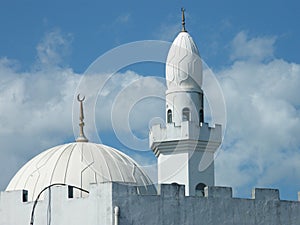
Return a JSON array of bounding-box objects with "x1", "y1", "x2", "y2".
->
[
  {"x1": 6, "y1": 142, "x2": 155, "y2": 201},
  {"x1": 166, "y1": 31, "x2": 203, "y2": 90}
]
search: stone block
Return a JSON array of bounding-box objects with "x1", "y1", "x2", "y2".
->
[
  {"x1": 157, "y1": 183, "x2": 185, "y2": 197},
  {"x1": 112, "y1": 182, "x2": 138, "y2": 197},
  {"x1": 204, "y1": 186, "x2": 232, "y2": 198},
  {"x1": 252, "y1": 188, "x2": 280, "y2": 201},
  {"x1": 1, "y1": 189, "x2": 28, "y2": 203}
]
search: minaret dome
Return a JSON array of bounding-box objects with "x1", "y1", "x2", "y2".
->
[{"x1": 166, "y1": 17, "x2": 202, "y2": 91}]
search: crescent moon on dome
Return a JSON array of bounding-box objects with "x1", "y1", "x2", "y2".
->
[{"x1": 77, "y1": 94, "x2": 85, "y2": 102}]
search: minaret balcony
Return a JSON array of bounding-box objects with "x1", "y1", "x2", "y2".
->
[{"x1": 149, "y1": 121, "x2": 221, "y2": 156}]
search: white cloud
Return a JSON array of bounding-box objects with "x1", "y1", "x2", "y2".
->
[
  {"x1": 1, "y1": 27, "x2": 299, "y2": 200},
  {"x1": 36, "y1": 29, "x2": 72, "y2": 67},
  {"x1": 115, "y1": 13, "x2": 131, "y2": 24},
  {"x1": 77, "y1": 71, "x2": 165, "y2": 184},
  {"x1": 0, "y1": 62, "x2": 80, "y2": 190},
  {"x1": 154, "y1": 23, "x2": 180, "y2": 41},
  {"x1": 90, "y1": 71, "x2": 166, "y2": 149},
  {"x1": 0, "y1": 30, "x2": 167, "y2": 190},
  {"x1": 0, "y1": 63, "x2": 165, "y2": 190},
  {"x1": 0, "y1": 30, "x2": 79, "y2": 190},
  {"x1": 215, "y1": 32, "x2": 300, "y2": 199},
  {"x1": 230, "y1": 31, "x2": 276, "y2": 62}
]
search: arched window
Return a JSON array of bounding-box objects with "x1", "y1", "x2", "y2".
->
[
  {"x1": 182, "y1": 108, "x2": 190, "y2": 121},
  {"x1": 195, "y1": 183, "x2": 206, "y2": 197},
  {"x1": 199, "y1": 109, "x2": 204, "y2": 123},
  {"x1": 167, "y1": 109, "x2": 172, "y2": 123}
]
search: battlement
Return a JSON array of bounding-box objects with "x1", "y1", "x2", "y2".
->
[
  {"x1": 2, "y1": 183, "x2": 294, "y2": 202},
  {"x1": 151, "y1": 184, "x2": 294, "y2": 201},
  {"x1": 150, "y1": 121, "x2": 221, "y2": 143},
  {"x1": 150, "y1": 121, "x2": 221, "y2": 156},
  {"x1": 1, "y1": 183, "x2": 300, "y2": 225},
  {"x1": 252, "y1": 188, "x2": 280, "y2": 201}
]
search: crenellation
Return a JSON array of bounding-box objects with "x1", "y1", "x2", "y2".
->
[
  {"x1": 112, "y1": 182, "x2": 138, "y2": 197},
  {"x1": 252, "y1": 188, "x2": 280, "y2": 201},
  {"x1": 44, "y1": 185, "x2": 69, "y2": 201},
  {"x1": 150, "y1": 121, "x2": 221, "y2": 145},
  {"x1": 89, "y1": 182, "x2": 113, "y2": 198},
  {"x1": 3, "y1": 183, "x2": 300, "y2": 204},
  {"x1": 1, "y1": 183, "x2": 300, "y2": 225},
  {"x1": 1, "y1": 189, "x2": 28, "y2": 204},
  {"x1": 204, "y1": 186, "x2": 233, "y2": 198},
  {"x1": 157, "y1": 183, "x2": 185, "y2": 197}
]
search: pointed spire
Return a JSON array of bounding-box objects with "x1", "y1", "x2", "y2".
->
[
  {"x1": 181, "y1": 7, "x2": 187, "y2": 32},
  {"x1": 76, "y1": 94, "x2": 88, "y2": 142}
]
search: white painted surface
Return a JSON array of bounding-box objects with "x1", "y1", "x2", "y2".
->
[
  {"x1": 166, "y1": 31, "x2": 202, "y2": 90},
  {"x1": 1, "y1": 182, "x2": 300, "y2": 225},
  {"x1": 150, "y1": 29, "x2": 222, "y2": 196},
  {"x1": 6, "y1": 142, "x2": 154, "y2": 201}
]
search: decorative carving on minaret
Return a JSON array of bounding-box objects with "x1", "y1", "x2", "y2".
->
[
  {"x1": 165, "y1": 9, "x2": 202, "y2": 89},
  {"x1": 76, "y1": 94, "x2": 88, "y2": 142}
]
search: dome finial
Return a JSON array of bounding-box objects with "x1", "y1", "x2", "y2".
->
[
  {"x1": 181, "y1": 7, "x2": 186, "y2": 32},
  {"x1": 76, "y1": 94, "x2": 88, "y2": 142}
]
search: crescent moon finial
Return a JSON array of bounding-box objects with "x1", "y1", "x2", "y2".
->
[
  {"x1": 76, "y1": 93, "x2": 88, "y2": 142},
  {"x1": 77, "y1": 94, "x2": 85, "y2": 102}
]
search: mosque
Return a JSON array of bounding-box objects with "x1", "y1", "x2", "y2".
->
[{"x1": 1, "y1": 9, "x2": 300, "y2": 225}]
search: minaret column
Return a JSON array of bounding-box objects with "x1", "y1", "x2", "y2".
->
[{"x1": 150, "y1": 9, "x2": 221, "y2": 196}]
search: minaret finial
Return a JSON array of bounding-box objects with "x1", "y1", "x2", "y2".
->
[
  {"x1": 181, "y1": 7, "x2": 186, "y2": 32},
  {"x1": 76, "y1": 94, "x2": 88, "y2": 142}
]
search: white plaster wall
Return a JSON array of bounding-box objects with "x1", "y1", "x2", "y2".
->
[
  {"x1": 112, "y1": 183, "x2": 300, "y2": 225},
  {"x1": 150, "y1": 121, "x2": 221, "y2": 147},
  {"x1": 188, "y1": 150, "x2": 215, "y2": 196},
  {"x1": 166, "y1": 90, "x2": 203, "y2": 126},
  {"x1": 150, "y1": 120, "x2": 221, "y2": 197},
  {"x1": 0, "y1": 184, "x2": 113, "y2": 225},
  {"x1": 157, "y1": 150, "x2": 215, "y2": 196},
  {"x1": 165, "y1": 32, "x2": 203, "y2": 90},
  {"x1": 2, "y1": 183, "x2": 300, "y2": 225},
  {"x1": 158, "y1": 153, "x2": 189, "y2": 186}
]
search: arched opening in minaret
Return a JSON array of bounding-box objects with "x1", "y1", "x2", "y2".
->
[
  {"x1": 199, "y1": 109, "x2": 204, "y2": 123},
  {"x1": 182, "y1": 107, "x2": 190, "y2": 121},
  {"x1": 195, "y1": 183, "x2": 206, "y2": 197},
  {"x1": 167, "y1": 109, "x2": 172, "y2": 123}
]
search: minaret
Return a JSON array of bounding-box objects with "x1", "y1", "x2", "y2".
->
[{"x1": 149, "y1": 8, "x2": 222, "y2": 196}]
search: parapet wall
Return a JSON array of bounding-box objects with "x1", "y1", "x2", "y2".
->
[
  {"x1": 150, "y1": 121, "x2": 221, "y2": 144},
  {"x1": 150, "y1": 121, "x2": 222, "y2": 156},
  {"x1": 1, "y1": 182, "x2": 300, "y2": 225},
  {"x1": 112, "y1": 183, "x2": 300, "y2": 225}
]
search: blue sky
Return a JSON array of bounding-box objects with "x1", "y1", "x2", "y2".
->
[
  {"x1": 1, "y1": 0, "x2": 299, "y2": 72},
  {"x1": 0, "y1": 0, "x2": 300, "y2": 200}
]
